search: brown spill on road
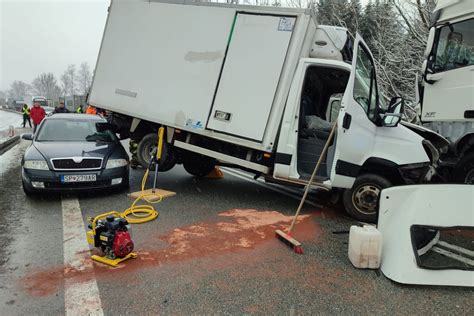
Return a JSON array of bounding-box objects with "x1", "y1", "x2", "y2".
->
[{"x1": 20, "y1": 208, "x2": 322, "y2": 297}]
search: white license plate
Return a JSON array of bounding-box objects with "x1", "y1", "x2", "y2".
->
[{"x1": 60, "y1": 174, "x2": 96, "y2": 183}]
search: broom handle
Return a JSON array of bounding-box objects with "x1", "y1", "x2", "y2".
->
[{"x1": 287, "y1": 122, "x2": 338, "y2": 234}]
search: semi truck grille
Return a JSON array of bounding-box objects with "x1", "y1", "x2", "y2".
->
[{"x1": 51, "y1": 158, "x2": 102, "y2": 170}]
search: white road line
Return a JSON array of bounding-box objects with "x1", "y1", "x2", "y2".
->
[
  {"x1": 437, "y1": 241, "x2": 474, "y2": 258},
  {"x1": 432, "y1": 246, "x2": 474, "y2": 266},
  {"x1": 221, "y1": 167, "x2": 322, "y2": 208},
  {"x1": 62, "y1": 197, "x2": 104, "y2": 316}
]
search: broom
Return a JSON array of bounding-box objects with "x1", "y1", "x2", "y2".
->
[{"x1": 276, "y1": 122, "x2": 337, "y2": 254}]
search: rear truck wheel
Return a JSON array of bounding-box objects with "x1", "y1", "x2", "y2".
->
[
  {"x1": 182, "y1": 151, "x2": 217, "y2": 177},
  {"x1": 136, "y1": 133, "x2": 176, "y2": 172},
  {"x1": 453, "y1": 152, "x2": 474, "y2": 184},
  {"x1": 343, "y1": 174, "x2": 392, "y2": 223}
]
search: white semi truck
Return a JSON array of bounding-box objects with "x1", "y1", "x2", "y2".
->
[
  {"x1": 89, "y1": 0, "x2": 447, "y2": 222},
  {"x1": 419, "y1": 0, "x2": 474, "y2": 183}
]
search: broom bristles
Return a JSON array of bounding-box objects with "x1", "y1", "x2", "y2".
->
[{"x1": 275, "y1": 229, "x2": 304, "y2": 255}]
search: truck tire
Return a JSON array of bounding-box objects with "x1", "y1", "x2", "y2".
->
[
  {"x1": 136, "y1": 133, "x2": 176, "y2": 172},
  {"x1": 182, "y1": 152, "x2": 216, "y2": 177},
  {"x1": 343, "y1": 174, "x2": 392, "y2": 223},
  {"x1": 453, "y1": 152, "x2": 474, "y2": 184}
]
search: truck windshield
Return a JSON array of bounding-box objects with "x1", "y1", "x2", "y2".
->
[
  {"x1": 432, "y1": 18, "x2": 474, "y2": 72},
  {"x1": 33, "y1": 99, "x2": 48, "y2": 107}
]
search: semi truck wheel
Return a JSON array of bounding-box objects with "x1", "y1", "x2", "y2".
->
[
  {"x1": 136, "y1": 133, "x2": 176, "y2": 172},
  {"x1": 182, "y1": 152, "x2": 216, "y2": 177},
  {"x1": 453, "y1": 152, "x2": 474, "y2": 184},
  {"x1": 343, "y1": 174, "x2": 392, "y2": 223}
]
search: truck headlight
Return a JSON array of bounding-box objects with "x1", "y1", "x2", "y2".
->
[
  {"x1": 23, "y1": 160, "x2": 49, "y2": 170},
  {"x1": 106, "y1": 159, "x2": 128, "y2": 169}
]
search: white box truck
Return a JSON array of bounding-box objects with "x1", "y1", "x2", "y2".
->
[
  {"x1": 418, "y1": 0, "x2": 474, "y2": 184},
  {"x1": 89, "y1": 0, "x2": 447, "y2": 222}
]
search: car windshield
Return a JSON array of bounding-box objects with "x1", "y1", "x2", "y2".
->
[{"x1": 36, "y1": 119, "x2": 117, "y2": 142}]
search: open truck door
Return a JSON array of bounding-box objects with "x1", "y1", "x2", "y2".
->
[{"x1": 329, "y1": 34, "x2": 380, "y2": 189}]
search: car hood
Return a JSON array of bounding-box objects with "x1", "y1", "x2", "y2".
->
[
  {"x1": 400, "y1": 121, "x2": 450, "y2": 150},
  {"x1": 33, "y1": 141, "x2": 119, "y2": 160}
]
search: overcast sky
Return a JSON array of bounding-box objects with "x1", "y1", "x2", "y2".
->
[
  {"x1": 1, "y1": 0, "x2": 370, "y2": 92},
  {"x1": 0, "y1": 0, "x2": 109, "y2": 91}
]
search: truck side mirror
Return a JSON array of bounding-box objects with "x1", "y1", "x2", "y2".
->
[
  {"x1": 388, "y1": 96, "x2": 404, "y2": 115},
  {"x1": 382, "y1": 113, "x2": 401, "y2": 127}
]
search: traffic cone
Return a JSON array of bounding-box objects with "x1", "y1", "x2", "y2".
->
[{"x1": 206, "y1": 166, "x2": 224, "y2": 179}]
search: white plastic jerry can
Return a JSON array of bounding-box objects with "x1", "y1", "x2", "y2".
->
[{"x1": 348, "y1": 225, "x2": 382, "y2": 269}]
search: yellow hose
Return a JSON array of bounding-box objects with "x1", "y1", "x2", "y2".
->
[{"x1": 120, "y1": 168, "x2": 161, "y2": 224}]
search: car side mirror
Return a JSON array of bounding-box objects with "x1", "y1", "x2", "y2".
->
[
  {"x1": 382, "y1": 113, "x2": 402, "y2": 127},
  {"x1": 22, "y1": 133, "x2": 33, "y2": 141},
  {"x1": 388, "y1": 97, "x2": 404, "y2": 114}
]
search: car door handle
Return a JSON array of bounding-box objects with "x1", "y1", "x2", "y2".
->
[{"x1": 343, "y1": 113, "x2": 352, "y2": 129}]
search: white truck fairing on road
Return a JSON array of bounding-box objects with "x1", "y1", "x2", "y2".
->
[
  {"x1": 419, "y1": 0, "x2": 474, "y2": 183},
  {"x1": 90, "y1": 0, "x2": 440, "y2": 222},
  {"x1": 379, "y1": 185, "x2": 473, "y2": 287}
]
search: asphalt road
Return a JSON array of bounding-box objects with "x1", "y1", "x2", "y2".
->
[{"x1": 0, "y1": 140, "x2": 473, "y2": 315}]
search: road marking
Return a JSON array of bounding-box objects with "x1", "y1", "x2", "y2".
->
[
  {"x1": 221, "y1": 167, "x2": 323, "y2": 208},
  {"x1": 62, "y1": 197, "x2": 104, "y2": 316},
  {"x1": 437, "y1": 241, "x2": 474, "y2": 258},
  {"x1": 432, "y1": 246, "x2": 474, "y2": 266}
]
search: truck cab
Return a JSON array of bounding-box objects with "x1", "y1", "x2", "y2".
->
[
  {"x1": 419, "y1": 0, "x2": 474, "y2": 183},
  {"x1": 274, "y1": 34, "x2": 437, "y2": 222}
]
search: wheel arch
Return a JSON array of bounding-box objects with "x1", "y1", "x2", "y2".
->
[
  {"x1": 358, "y1": 157, "x2": 404, "y2": 185},
  {"x1": 455, "y1": 133, "x2": 474, "y2": 157}
]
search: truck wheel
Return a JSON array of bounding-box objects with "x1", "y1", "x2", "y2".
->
[
  {"x1": 453, "y1": 152, "x2": 474, "y2": 184},
  {"x1": 343, "y1": 174, "x2": 392, "y2": 223},
  {"x1": 137, "y1": 133, "x2": 176, "y2": 172},
  {"x1": 182, "y1": 152, "x2": 216, "y2": 177}
]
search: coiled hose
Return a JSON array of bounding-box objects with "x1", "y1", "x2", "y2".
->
[{"x1": 120, "y1": 168, "x2": 160, "y2": 224}]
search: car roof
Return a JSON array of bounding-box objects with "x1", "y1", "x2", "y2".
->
[{"x1": 45, "y1": 113, "x2": 106, "y2": 121}]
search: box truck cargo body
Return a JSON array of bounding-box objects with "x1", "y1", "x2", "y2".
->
[
  {"x1": 90, "y1": 0, "x2": 315, "y2": 151},
  {"x1": 90, "y1": 0, "x2": 444, "y2": 222}
]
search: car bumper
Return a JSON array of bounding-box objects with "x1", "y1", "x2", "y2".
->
[{"x1": 22, "y1": 166, "x2": 129, "y2": 192}]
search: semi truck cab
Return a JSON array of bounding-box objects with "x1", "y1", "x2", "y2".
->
[{"x1": 419, "y1": 0, "x2": 474, "y2": 183}]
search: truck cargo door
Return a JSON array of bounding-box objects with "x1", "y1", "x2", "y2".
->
[{"x1": 207, "y1": 13, "x2": 296, "y2": 141}]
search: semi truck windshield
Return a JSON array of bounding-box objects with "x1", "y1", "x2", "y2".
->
[{"x1": 433, "y1": 18, "x2": 474, "y2": 72}]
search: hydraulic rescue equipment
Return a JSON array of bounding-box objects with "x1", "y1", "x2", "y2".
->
[
  {"x1": 86, "y1": 127, "x2": 167, "y2": 267},
  {"x1": 87, "y1": 211, "x2": 137, "y2": 267}
]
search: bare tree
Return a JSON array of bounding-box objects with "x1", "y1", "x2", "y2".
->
[
  {"x1": 8, "y1": 81, "x2": 31, "y2": 99},
  {"x1": 31, "y1": 73, "x2": 61, "y2": 99},
  {"x1": 60, "y1": 64, "x2": 77, "y2": 96},
  {"x1": 78, "y1": 62, "x2": 93, "y2": 95}
]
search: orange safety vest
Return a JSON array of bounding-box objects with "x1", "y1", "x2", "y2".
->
[{"x1": 85, "y1": 106, "x2": 97, "y2": 115}]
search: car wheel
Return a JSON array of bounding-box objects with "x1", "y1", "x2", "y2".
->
[
  {"x1": 136, "y1": 133, "x2": 176, "y2": 172},
  {"x1": 343, "y1": 174, "x2": 392, "y2": 223},
  {"x1": 182, "y1": 151, "x2": 216, "y2": 177},
  {"x1": 453, "y1": 152, "x2": 474, "y2": 184}
]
